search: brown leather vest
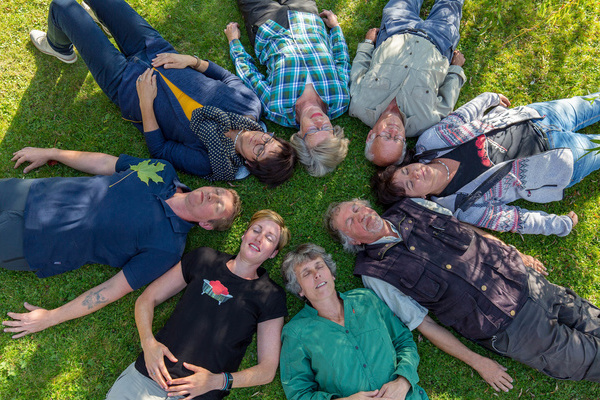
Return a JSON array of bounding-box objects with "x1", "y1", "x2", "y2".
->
[{"x1": 355, "y1": 199, "x2": 528, "y2": 340}]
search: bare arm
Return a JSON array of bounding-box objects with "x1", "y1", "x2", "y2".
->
[
  {"x1": 136, "y1": 262, "x2": 188, "y2": 390},
  {"x1": 12, "y1": 147, "x2": 118, "y2": 175},
  {"x1": 417, "y1": 316, "x2": 514, "y2": 392},
  {"x1": 3, "y1": 270, "x2": 132, "y2": 338},
  {"x1": 167, "y1": 317, "x2": 284, "y2": 399}
]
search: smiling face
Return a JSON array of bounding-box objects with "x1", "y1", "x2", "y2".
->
[
  {"x1": 238, "y1": 131, "x2": 283, "y2": 164},
  {"x1": 298, "y1": 107, "x2": 334, "y2": 148},
  {"x1": 185, "y1": 187, "x2": 236, "y2": 229},
  {"x1": 332, "y1": 201, "x2": 387, "y2": 245},
  {"x1": 239, "y1": 219, "x2": 282, "y2": 265},
  {"x1": 392, "y1": 163, "x2": 443, "y2": 198},
  {"x1": 294, "y1": 257, "x2": 336, "y2": 302}
]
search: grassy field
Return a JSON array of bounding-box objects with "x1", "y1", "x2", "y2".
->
[{"x1": 2, "y1": 0, "x2": 600, "y2": 398}]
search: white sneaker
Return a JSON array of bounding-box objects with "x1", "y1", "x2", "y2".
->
[
  {"x1": 81, "y1": 1, "x2": 112, "y2": 37},
  {"x1": 29, "y1": 30, "x2": 78, "y2": 64}
]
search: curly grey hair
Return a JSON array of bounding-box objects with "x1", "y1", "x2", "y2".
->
[{"x1": 281, "y1": 243, "x2": 337, "y2": 299}]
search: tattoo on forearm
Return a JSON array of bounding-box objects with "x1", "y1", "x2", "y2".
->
[{"x1": 81, "y1": 288, "x2": 109, "y2": 310}]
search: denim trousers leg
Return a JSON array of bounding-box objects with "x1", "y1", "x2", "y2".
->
[
  {"x1": 420, "y1": 0, "x2": 464, "y2": 61},
  {"x1": 377, "y1": 0, "x2": 463, "y2": 60},
  {"x1": 377, "y1": 0, "x2": 424, "y2": 47},
  {"x1": 47, "y1": 0, "x2": 128, "y2": 104},
  {"x1": 529, "y1": 93, "x2": 600, "y2": 187},
  {"x1": 84, "y1": 0, "x2": 164, "y2": 58},
  {"x1": 0, "y1": 179, "x2": 36, "y2": 271}
]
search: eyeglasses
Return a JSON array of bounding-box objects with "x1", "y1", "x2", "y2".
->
[
  {"x1": 373, "y1": 132, "x2": 405, "y2": 143},
  {"x1": 302, "y1": 125, "x2": 334, "y2": 140},
  {"x1": 253, "y1": 132, "x2": 274, "y2": 159}
]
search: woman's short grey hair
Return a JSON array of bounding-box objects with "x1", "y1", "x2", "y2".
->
[
  {"x1": 281, "y1": 243, "x2": 337, "y2": 298},
  {"x1": 290, "y1": 126, "x2": 349, "y2": 177},
  {"x1": 324, "y1": 199, "x2": 370, "y2": 254}
]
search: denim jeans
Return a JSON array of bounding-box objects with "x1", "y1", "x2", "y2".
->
[
  {"x1": 47, "y1": 0, "x2": 165, "y2": 105},
  {"x1": 376, "y1": 0, "x2": 464, "y2": 61},
  {"x1": 528, "y1": 93, "x2": 600, "y2": 188}
]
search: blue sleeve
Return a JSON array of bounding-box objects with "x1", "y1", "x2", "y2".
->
[
  {"x1": 202, "y1": 60, "x2": 254, "y2": 94},
  {"x1": 143, "y1": 129, "x2": 212, "y2": 177},
  {"x1": 115, "y1": 154, "x2": 147, "y2": 172},
  {"x1": 122, "y1": 249, "x2": 182, "y2": 290}
]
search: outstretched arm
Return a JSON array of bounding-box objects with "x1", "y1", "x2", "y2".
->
[
  {"x1": 166, "y1": 317, "x2": 284, "y2": 399},
  {"x1": 417, "y1": 316, "x2": 514, "y2": 392},
  {"x1": 12, "y1": 147, "x2": 118, "y2": 175},
  {"x1": 2, "y1": 270, "x2": 132, "y2": 338}
]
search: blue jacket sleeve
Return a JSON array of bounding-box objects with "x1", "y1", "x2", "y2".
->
[{"x1": 143, "y1": 128, "x2": 212, "y2": 177}]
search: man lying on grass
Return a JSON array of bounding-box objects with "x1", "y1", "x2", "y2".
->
[
  {"x1": 327, "y1": 197, "x2": 600, "y2": 391},
  {"x1": 1, "y1": 147, "x2": 240, "y2": 338}
]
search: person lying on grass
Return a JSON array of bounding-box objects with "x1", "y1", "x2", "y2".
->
[
  {"x1": 106, "y1": 210, "x2": 290, "y2": 400},
  {"x1": 30, "y1": 0, "x2": 296, "y2": 186},
  {"x1": 2, "y1": 147, "x2": 240, "y2": 338}
]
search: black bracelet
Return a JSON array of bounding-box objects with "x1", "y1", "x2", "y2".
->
[{"x1": 221, "y1": 372, "x2": 233, "y2": 391}]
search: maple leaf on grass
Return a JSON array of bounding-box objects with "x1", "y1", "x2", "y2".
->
[{"x1": 109, "y1": 160, "x2": 166, "y2": 187}]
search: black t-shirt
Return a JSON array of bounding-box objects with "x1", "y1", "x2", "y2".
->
[
  {"x1": 134, "y1": 247, "x2": 287, "y2": 399},
  {"x1": 439, "y1": 121, "x2": 548, "y2": 197}
]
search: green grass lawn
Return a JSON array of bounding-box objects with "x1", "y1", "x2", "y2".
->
[{"x1": 2, "y1": 0, "x2": 600, "y2": 398}]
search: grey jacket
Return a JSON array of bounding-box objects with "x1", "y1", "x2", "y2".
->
[{"x1": 349, "y1": 34, "x2": 466, "y2": 136}]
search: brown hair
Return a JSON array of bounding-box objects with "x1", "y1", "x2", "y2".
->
[
  {"x1": 209, "y1": 189, "x2": 242, "y2": 231},
  {"x1": 247, "y1": 137, "x2": 296, "y2": 187}
]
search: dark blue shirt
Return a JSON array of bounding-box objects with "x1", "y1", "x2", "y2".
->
[
  {"x1": 23, "y1": 155, "x2": 194, "y2": 290},
  {"x1": 118, "y1": 36, "x2": 263, "y2": 178}
]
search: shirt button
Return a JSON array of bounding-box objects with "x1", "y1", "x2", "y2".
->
[
  {"x1": 405, "y1": 227, "x2": 409, "y2": 230},
  {"x1": 355, "y1": 346, "x2": 359, "y2": 350},
  {"x1": 405, "y1": 65, "x2": 408, "y2": 68},
  {"x1": 346, "y1": 330, "x2": 349, "y2": 333},
  {"x1": 481, "y1": 285, "x2": 487, "y2": 291},
  {"x1": 510, "y1": 310, "x2": 516, "y2": 316},
  {"x1": 445, "y1": 264, "x2": 452, "y2": 270},
  {"x1": 410, "y1": 246, "x2": 415, "y2": 251},
  {"x1": 363, "y1": 364, "x2": 367, "y2": 368},
  {"x1": 408, "y1": 219, "x2": 412, "y2": 224}
]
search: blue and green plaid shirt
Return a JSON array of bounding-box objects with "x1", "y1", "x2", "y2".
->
[{"x1": 229, "y1": 11, "x2": 351, "y2": 128}]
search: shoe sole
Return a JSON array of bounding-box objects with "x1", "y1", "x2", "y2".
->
[{"x1": 30, "y1": 38, "x2": 78, "y2": 64}]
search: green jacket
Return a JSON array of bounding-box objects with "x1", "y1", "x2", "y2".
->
[{"x1": 280, "y1": 288, "x2": 429, "y2": 400}]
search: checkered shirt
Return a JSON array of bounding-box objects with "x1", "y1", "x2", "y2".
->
[{"x1": 229, "y1": 11, "x2": 350, "y2": 128}]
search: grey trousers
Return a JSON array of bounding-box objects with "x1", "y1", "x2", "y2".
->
[
  {"x1": 236, "y1": 0, "x2": 318, "y2": 46},
  {"x1": 106, "y1": 363, "x2": 184, "y2": 400},
  {"x1": 485, "y1": 269, "x2": 600, "y2": 381},
  {"x1": 0, "y1": 178, "x2": 35, "y2": 271}
]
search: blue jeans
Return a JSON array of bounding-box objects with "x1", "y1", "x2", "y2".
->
[
  {"x1": 528, "y1": 93, "x2": 600, "y2": 188},
  {"x1": 47, "y1": 0, "x2": 164, "y2": 105},
  {"x1": 376, "y1": 0, "x2": 464, "y2": 61}
]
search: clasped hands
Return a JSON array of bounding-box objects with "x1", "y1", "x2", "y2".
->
[{"x1": 143, "y1": 338, "x2": 221, "y2": 399}]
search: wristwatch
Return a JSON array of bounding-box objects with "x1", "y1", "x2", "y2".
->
[{"x1": 364, "y1": 39, "x2": 374, "y2": 45}]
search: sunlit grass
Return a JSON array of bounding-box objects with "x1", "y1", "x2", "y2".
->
[{"x1": 2, "y1": 0, "x2": 600, "y2": 399}]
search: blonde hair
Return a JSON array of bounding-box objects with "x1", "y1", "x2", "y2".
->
[
  {"x1": 290, "y1": 125, "x2": 349, "y2": 177},
  {"x1": 247, "y1": 209, "x2": 291, "y2": 251}
]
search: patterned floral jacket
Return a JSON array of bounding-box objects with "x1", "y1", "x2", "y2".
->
[{"x1": 415, "y1": 92, "x2": 575, "y2": 236}]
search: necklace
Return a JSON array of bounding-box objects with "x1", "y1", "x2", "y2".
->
[
  {"x1": 233, "y1": 129, "x2": 243, "y2": 150},
  {"x1": 435, "y1": 160, "x2": 450, "y2": 181}
]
